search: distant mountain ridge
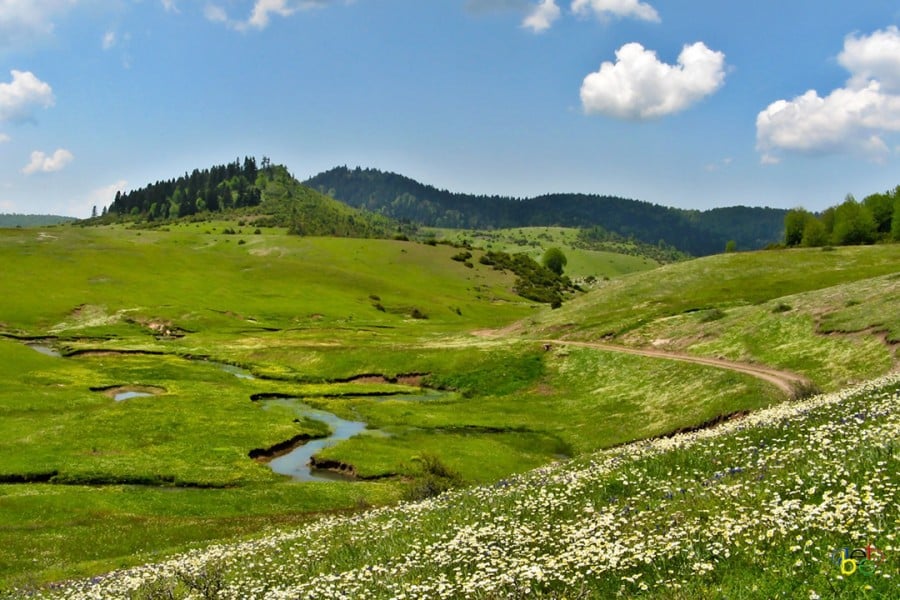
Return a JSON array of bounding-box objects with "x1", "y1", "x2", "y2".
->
[
  {"x1": 0, "y1": 214, "x2": 76, "y2": 228},
  {"x1": 305, "y1": 166, "x2": 787, "y2": 256}
]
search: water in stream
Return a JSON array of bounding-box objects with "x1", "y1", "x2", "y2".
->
[
  {"x1": 260, "y1": 398, "x2": 368, "y2": 482},
  {"x1": 27, "y1": 343, "x2": 62, "y2": 357},
  {"x1": 114, "y1": 391, "x2": 154, "y2": 401}
]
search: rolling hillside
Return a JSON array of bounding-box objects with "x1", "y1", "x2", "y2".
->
[
  {"x1": 305, "y1": 166, "x2": 788, "y2": 255},
  {"x1": 1, "y1": 223, "x2": 897, "y2": 592}
]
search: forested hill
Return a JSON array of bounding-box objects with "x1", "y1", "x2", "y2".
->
[
  {"x1": 0, "y1": 214, "x2": 76, "y2": 228},
  {"x1": 305, "y1": 166, "x2": 787, "y2": 256},
  {"x1": 105, "y1": 158, "x2": 391, "y2": 238}
]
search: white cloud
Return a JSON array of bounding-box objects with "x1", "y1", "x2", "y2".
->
[
  {"x1": 0, "y1": 133, "x2": 10, "y2": 143},
  {"x1": 580, "y1": 41, "x2": 726, "y2": 120},
  {"x1": 87, "y1": 179, "x2": 127, "y2": 210},
  {"x1": 207, "y1": 0, "x2": 340, "y2": 31},
  {"x1": 161, "y1": 0, "x2": 180, "y2": 13},
  {"x1": 756, "y1": 27, "x2": 900, "y2": 163},
  {"x1": 571, "y1": 0, "x2": 660, "y2": 23},
  {"x1": 247, "y1": 0, "x2": 296, "y2": 29},
  {"x1": 22, "y1": 148, "x2": 73, "y2": 175},
  {"x1": 522, "y1": 0, "x2": 560, "y2": 33},
  {"x1": 0, "y1": 0, "x2": 76, "y2": 47},
  {"x1": 102, "y1": 30, "x2": 116, "y2": 50},
  {"x1": 0, "y1": 70, "x2": 55, "y2": 123},
  {"x1": 839, "y1": 26, "x2": 900, "y2": 93}
]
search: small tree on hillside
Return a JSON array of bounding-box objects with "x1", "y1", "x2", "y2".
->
[
  {"x1": 801, "y1": 218, "x2": 829, "y2": 247},
  {"x1": 784, "y1": 208, "x2": 813, "y2": 247},
  {"x1": 542, "y1": 247, "x2": 567, "y2": 276},
  {"x1": 831, "y1": 195, "x2": 876, "y2": 245}
]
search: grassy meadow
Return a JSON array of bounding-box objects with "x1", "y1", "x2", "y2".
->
[
  {"x1": 0, "y1": 223, "x2": 897, "y2": 593},
  {"x1": 534, "y1": 245, "x2": 900, "y2": 390},
  {"x1": 29, "y1": 373, "x2": 900, "y2": 599},
  {"x1": 425, "y1": 226, "x2": 662, "y2": 280}
]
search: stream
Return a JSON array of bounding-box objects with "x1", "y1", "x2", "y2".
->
[
  {"x1": 21, "y1": 339, "x2": 378, "y2": 483},
  {"x1": 257, "y1": 397, "x2": 368, "y2": 482}
]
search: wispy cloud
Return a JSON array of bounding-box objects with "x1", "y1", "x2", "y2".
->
[
  {"x1": 0, "y1": 0, "x2": 77, "y2": 48},
  {"x1": 206, "y1": 0, "x2": 338, "y2": 31},
  {"x1": 522, "y1": 0, "x2": 560, "y2": 33},
  {"x1": 102, "y1": 30, "x2": 117, "y2": 50},
  {"x1": 571, "y1": 0, "x2": 660, "y2": 23}
]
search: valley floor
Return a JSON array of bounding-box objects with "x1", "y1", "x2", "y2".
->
[{"x1": 28, "y1": 371, "x2": 900, "y2": 599}]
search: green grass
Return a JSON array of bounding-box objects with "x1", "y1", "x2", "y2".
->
[
  {"x1": 1, "y1": 225, "x2": 898, "y2": 589},
  {"x1": 425, "y1": 226, "x2": 661, "y2": 279},
  {"x1": 535, "y1": 245, "x2": 900, "y2": 390},
  {"x1": 28, "y1": 375, "x2": 900, "y2": 599}
]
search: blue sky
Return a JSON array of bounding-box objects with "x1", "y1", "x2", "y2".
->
[{"x1": 2, "y1": 0, "x2": 900, "y2": 217}]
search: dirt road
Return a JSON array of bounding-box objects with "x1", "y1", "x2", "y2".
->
[{"x1": 542, "y1": 339, "x2": 812, "y2": 397}]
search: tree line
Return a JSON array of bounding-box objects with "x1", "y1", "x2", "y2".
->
[
  {"x1": 304, "y1": 166, "x2": 788, "y2": 256},
  {"x1": 107, "y1": 157, "x2": 272, "y2": 220},
  {"x1": 784, "y1": 187, "x2": 900, "y2": 247}
]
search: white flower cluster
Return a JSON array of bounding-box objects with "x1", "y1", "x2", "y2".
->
[{"x1": 32, "y1": 372, "x2": 900, "y2": 599}]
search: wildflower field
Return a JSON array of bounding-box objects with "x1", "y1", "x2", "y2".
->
[{"x1": 30, "y1": 372, "x2": 899, "y2": 599}]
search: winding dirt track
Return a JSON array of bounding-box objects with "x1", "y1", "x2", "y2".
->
[{"x1": 541, "y1": 339, "x2": 812, "y2": 397}]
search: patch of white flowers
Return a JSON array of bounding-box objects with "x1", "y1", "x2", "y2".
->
[{"x1": 31, "y1": 372, "x2": 900, "y2": 599}]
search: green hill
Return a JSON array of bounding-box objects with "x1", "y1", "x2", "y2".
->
[
  {"x1": 0, "y1": 214, "x2": 76, "y2": 228},
  {"x1": 304, "y1": 166, "x2": 788, "y2": 255},
  {"x1": 105, "y1": 159, "x2": 393, "y2": 238}
]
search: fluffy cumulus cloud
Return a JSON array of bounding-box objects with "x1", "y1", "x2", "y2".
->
[
  {"x1": 0, "y1": 70, "x2": 55, "y2": 123},
  {"x1": 522, "y1": 0, "x2": 560, "y2": 32},
  {"x1": 580, "y1": 42, "x2": 726, "y2": 120},
  {"x1": 22, "y1": 148, "x2": 73, "y2": 175},
  {"x1": 757, "y1": 26, "x2": 900, "y2": 164},
  {"x1": 571, "y1": 0, "x2": 660, "y2": 23}
]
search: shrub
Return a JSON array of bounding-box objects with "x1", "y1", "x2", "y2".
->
[
  {"x1": 403, "y1": 453, "x2": 464, "y2": 501},
  {"x1": 699, "y1": 308, "x2": 726, "y2": 323}
]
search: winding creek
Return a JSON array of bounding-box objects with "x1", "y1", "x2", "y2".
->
[
  {"x1": 22, "y1": 339, "x2": 383, "y2": 483},
  {"x1": 254, "y1": 397, "x2": 368, "y2": 482}
]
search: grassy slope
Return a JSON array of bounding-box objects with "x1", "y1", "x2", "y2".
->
[
  {"x1": 1, "y1": 226, "x2": 898, "y2": 588},
  {"x1": 426, "y1": 226, "x2": 661, "y2": 279},
  {"x1": 534, "y1": 245, "x2": 900, "y2": 391},
  {"x1": 32, "y1": 375, "x2": 900, "y2": 599}
]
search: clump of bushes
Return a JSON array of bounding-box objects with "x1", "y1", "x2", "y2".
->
[
  {"x1": 403, "y1": 453, "x2": 464, "y2": 501},
  {"x1": 479, "y1": 250, "x2": 576, "y2": 306},
  {"x1": 699, "y1": 308, "x2": 726, "y2": 323}
]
